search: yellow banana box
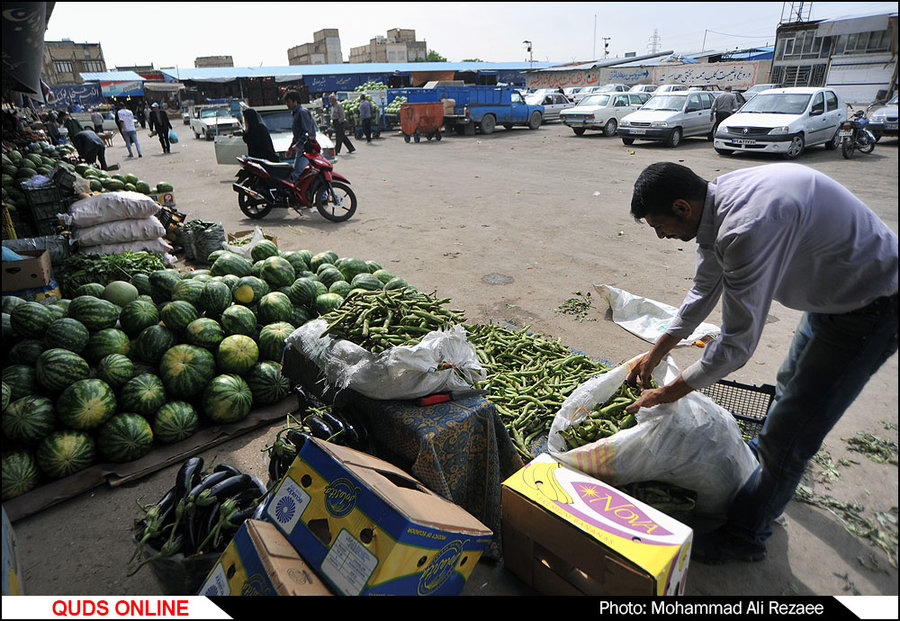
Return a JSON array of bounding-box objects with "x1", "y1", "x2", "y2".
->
[
  {"x1": 262, "y1": 438, "x2": 493, "y2": 596},
  {"x1": 501, "y1": 453, "x2": 692, "y2": 596}
]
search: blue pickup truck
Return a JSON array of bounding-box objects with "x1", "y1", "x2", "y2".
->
[{"x1": 399, "y1": 85, "x2": 544, "y2": 135}]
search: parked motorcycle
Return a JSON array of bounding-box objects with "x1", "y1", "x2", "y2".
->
[
  {"x1": 840, "y1": 107, "x2": 876, "y2": 159},
  {"x1": 232, "y1": 139, "x2": 357, "y2": 222}
]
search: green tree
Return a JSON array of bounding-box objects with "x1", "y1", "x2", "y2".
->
[{"x1": 416, "y1": 50, "x2": 447, "y2": 62}]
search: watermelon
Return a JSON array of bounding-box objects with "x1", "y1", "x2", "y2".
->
[
  {"x1": 207, "y1": 249, "x2": 229, "y2": 266},
  {"x1": 159, "y1": 345, "x2": 216, "y2": 399},
  {"x1": 257, "y1": 322, "x2": 294, "y2": 362},
  {"x1": 149, "y1": 269, "x2": 182, "y2": 304},
  {"x1": 308, "y1": 252, "x2": 335, "y2": 272},
  {"x1": 152, "y1": 402, "x2": 199, "y2": 444},
  {"x1": 2, "y1": 450, "x2": 40, "y2": 500},
  {"x1": 132, "y1": 324, "x2": 177, "y2": 364},
  {"x1": 250, "y1": 239, "x2": 280, "y2": 263},
  {"x1": 365, "y1": 260, "x2": 383, "y2": 273},
  {"x1": 259, "y1": 256, "x2": 296, "y2": 289},
  {"x1": 202, "y1": 374, "x2": 253, "y2": 424},
  {"x1": 328, "y1": 280, "x2": 353, "y2": 298},
  {"x1": 2, "y1": 295, "x2": 27, "y2": 315},
  {"x1": 383, "y1": 276, "x2": 410, "y2": 290},
  {"x1": 219, "y1": 304, "x2": 258, "y2": 337},
  {"x1": 156, "y1": 182, "x2": 173, "y2": 192},
  {"x1": 184, "y1": 318, "x2": 225, "y2": 351},
  {"x1": 216, "y1": 334, "x2": 259, "y2": 375},
  {"x1": 2, "y1": 395, "x2": 56, "y2": 445},
  {"x1": 350, "y1": 273, "x2": 384, "y2": 291},
  {"x1": 185, "y1": 269, "x2": 212, "y2": 279},
  {"x1": 43, "y1": 303, "x2": 66, "y2": 321},
  {"x1": 83, "y1": 328, "x2": 131, "y2": 364},
  {"x1": 35, "y1": 348, "x2": 91, "y2": 394},
  {"x1": 288, "y1": 277, "x2": 320, "y2": 309},
  {"x1": 36, "y1": 431, "x2": 96, "y2": 479},
  {"x1": 233, "y1": 276, "x2": 269, "y2": 306},
  {"x1": 102, "y1": 281, "x2": 139, "y2": 307},
  {"x1": 172, "y1": 279, "x2": 206, "y2": 305},
  {"x1": 245, "y1": 361, "x2": 290, "y2": 405},
  {"x1": 315, "y1": 293, "x2": 344, "y2": 316},
  {"x1": 256, "y1": 292, "x2": 293, "y2": 325},
  {"x1": 219, "y1": 274, "x2": 240, "y2": 291},
  {"x1": 56, "y1": 378, "x2": 117, "y2": 430},
  {"x1": 2, "y1": 365, "x2": 37, "y2": 401},
  {"x1": 95, "y1": 353, "x2": 135, "y2": 388},
  {"x1": 336, "y1": 257, "x2": 371, "y2": 282},
  {"x1": 199, "y1": 280, "x2": 233, "y2": 316},
  {"x1": 1, "y1": 382, "x2": 9, "y2": 412},
  {"x1": 281, "y1": 251, "x2": 310, "y2": 275},
  {"x1": 118, "y1": 299, "x2": 160, "y2": 337},
  {"x1": 211, "y1": 253, "x2": 253, "y2": 278},
  {"x1": 289, "y1": 305, "x2": 310, "y2": 329},
  {"x1": 96, "y1": 414, "x2": 154, "y2": 462},
  {"x1": 10, "y1": 301, "x2": 55, "y2": 338},
  {"x1": 68, "y1": 295, "x2": 120, "y2": 332},
  {"x1": 119, "y1": 373, "x2": 167, "y2": 416},
  {"x1": 8, "y1": 338, "x2": 45, "y2": 365},
  {"x1": 75, "y1": 283, "x2": 106, "y2": 298},
  {"x1": 373, "y1": 269, "x2": 396, "y2": 284},
  {"x1": 159, "y1": 300, "x2": 199, "y2": 333},
  {"x1": 316, "y1": 265, "x2": 345, "y2": 289},
  {"x1": 130, "y1": 273, "x2": 152, "y2": 296}
]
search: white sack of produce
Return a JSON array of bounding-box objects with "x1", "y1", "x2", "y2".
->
[
  {"x1": 71, "y1": 217, "x2": 166, "y2": 248},
  {"x1": 78, "y1": 237, "x2": 174, "y2": 256},
  {"x1": 64, "y1": 191, "x2": 160, "y2": 228},
  {"x1": 594, "y1": 284, "x2": 720, "y2": 347},
  {"x1": 287, "y1": 320, "x2": 485, "y2": 401},
  {"x1": 547, "y1": 354, "x2": 757, "y2": 517}
]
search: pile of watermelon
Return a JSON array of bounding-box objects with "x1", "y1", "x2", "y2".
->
[{"x1": 0, "y1": 237, "x2": 409, "y2": 501}]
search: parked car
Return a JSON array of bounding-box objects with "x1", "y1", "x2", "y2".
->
[
  {"x1": 618, "y1": 91, "x2": 718, "y2": 147},
  {"x1": 525, "y1": 92, "x2": 573, "y2": 122},
  {"x1": 572, "y1": 86, "x2": 605, "y2": 103},
  {"x1": 214, "y1": 105, "x2": 335, "y2": 164},
  {"x1": 654, "y1": 84, "x2": 688, "y2": 93},
  {"x1": 560, "y1": 92, "x2": 651, "y2": 136},
  {"x1": 867, "y1": 92, "x2": 898, "y2": 141},
  {"x1": 713, "y1": 87, "x2": 846, "y2": 159},
  {"x1": 629, "y1": 84, "x2": 657, "y2": 93},
  {"x1": 191, "y1": 105, "x2": 242, "y2": 140},
  {"x1": 562, "y1": 86, "x2": 585, "y2": 101},
  {"x1": 742, "y1": 83, "x2": 781, "y2": 102},
  {"x1": 596, "y1": 83, "x2": 629, "y2": 93}
]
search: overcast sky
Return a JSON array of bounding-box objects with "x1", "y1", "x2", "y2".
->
[{"x1": 44, "y1": 2, "x2": 897, "y2": 69}]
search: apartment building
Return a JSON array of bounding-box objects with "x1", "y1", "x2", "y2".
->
[
  {"x1": 288, "y1": 29, "x2": 343, "y2": 65},
  {"x1": 349, "y1": 28, "x2": 427, "y2": 64},
  {"x1": 42, "y1": 39, "x2": 106, "y2": 85}
]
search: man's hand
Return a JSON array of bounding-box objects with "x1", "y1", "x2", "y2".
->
[
  {"x1": 625, "y1": 375, "x2": 694, "y2": 414},
  {"x1": 286, "y1": 145, "x2": 296, "y2": 157}
]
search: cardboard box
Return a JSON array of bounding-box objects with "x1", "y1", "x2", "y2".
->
[
  {"x1": 501, "y1": 453, "x2": 692, "y2": 596},
  {"x1": 263, "y1": 438, "x2": 493, "y2": 596},
  {"x1": 198, "y1": 520, "x2": 333, "y2": 596},
  {"x1": 2, "y1": 250, "x2": 52, "y2": 292},
  {"x1": 2, "y1": 507, "x2": 24, "y2": 595},
  {"x1": 227, "y1": 230, "x2": 277, "y2": 246},
  {"x1": 2, "y1": 278, "x2": 62, "y2": 303}
]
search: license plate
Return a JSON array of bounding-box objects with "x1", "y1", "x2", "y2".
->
[
  {"x1": 838, "y1": 130, "x2": 853, "y2": 137},
  {"x1": 731, "y1": 138, "x2": 756, "y2": 145},
  {"x1": 887, "y1": 123, "x2": 898, "y2": 130},
  {"x1": 630, "y1": 128, "x2": 646, "y2": 135}
]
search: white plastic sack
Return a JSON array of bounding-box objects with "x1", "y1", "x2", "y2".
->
[
  {"x1": 71, "y1": 216, "x2": 166, "y2": 247},
  {"x1": 65, "y1": 191, "x2": 160, "y2": 228},
  {"x1": 77, "y1": 237, "x2": 173, "y2": 256},
  {"x1": 595, "y1": 284, "x2": 720, "y2": 347},
  {"x1": 222, "y1": 227, "x2": 264, "y2": 259},
  {"x1": 547, "y1": 354, "x2": 757, "y2": 517},
  {"x1": 286, "y1": 319, "x2": 486, "y2": 401}
]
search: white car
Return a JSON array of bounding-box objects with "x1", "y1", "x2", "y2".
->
[
  {"x1": 654, "y1": 84, "x2": 688, "y2": 93},
  {"x1": 742, "y1": 83, "x2": 781, "y2": 102},
  {"x1": 191, "y1": 105, "x2": 242, "y2": 141},
  {"x1": 629, "y1": 84, "x2": 657, "y2": 93},
  {"x1": 713, "y1": 87, "x2": 846, "y2": 159},
  {"x1": 525, "y1": 92, "x2": 573, "y2": 122},
  {"x1": 215, "y1": 105, "x2": 335, "y2": 165},
  {"x1": 560, "y1": 92, "x2": 651, "y2": 136},
  {"x1": 573, "y1": 86, "x2": 606, "y2": 104},
  {"x1": 618, "y1": 91, "x2": 719, "y2": 147},
  {"x1": 596, "y1": 83, "x2": 629, "y2": 93}
]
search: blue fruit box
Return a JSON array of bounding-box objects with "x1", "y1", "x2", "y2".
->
[
  {"x1": 262, "y1": 438, "x2": 493, "y2": 596},
  {"x1": 2, "y1": 506, "x2": 24, "y2": 595}
]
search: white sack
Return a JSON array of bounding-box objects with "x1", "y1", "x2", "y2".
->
[
  {"x1": 65, "y1": 191, "x2": 160, "y2": 228},
  {"x1": 77, "y1": 237, "x2": 173, "y2": 256},
  {"x1": 71, "y1": 217, "x2": 166, "y2": 247}
]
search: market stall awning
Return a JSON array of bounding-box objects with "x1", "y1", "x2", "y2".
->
[
  {"x1": 2, "y1": 2, "x2": 54, "y2": 96},
  {"x1": 79, "y1": 71, "x2": 145, "y2": 82},
  {"x1": 142, "y1": 81, "x2": 185, "y2": 93}
]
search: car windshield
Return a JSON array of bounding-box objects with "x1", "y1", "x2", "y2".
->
[
  {"x1": 642, "y1": 95, "x2": 686, "y2": 111},
  {"x1": 578, "y1": 94, "x2": 610, "y2": 107},
  {"x1": 887, "y1": 94, "x2": 898, "y2": 105},
  {"x1": 597, "y1": 85, "x2": 618, "y2": 92},
  {"x1": 525, "y1": 95, "x2": 543, "y2": 105},
  {"x1": 200, "y1": 107, "x2": 231, "y2": 118},
  {"x1": 258, "y1": 110, "x2": 294, "y2": 133},
  {"x1": 740, "y1": 93, "x2": 811, "y2": 114}
]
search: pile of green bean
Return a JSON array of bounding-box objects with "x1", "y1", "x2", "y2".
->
[
  {"x1": 464, "y1": 323, "x2": 609, "y2": 459},
  {"x1": 620, "y1": 481, "x2": 697, "y2": 514},
  {"x1": 319, "y1": 288, "x2": 467, "y2": 354},
  {"x1": 558, "y1": 380, "x2": 655, "y2": 450}
]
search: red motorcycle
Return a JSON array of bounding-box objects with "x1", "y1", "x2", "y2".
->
[{"x1": 232, "y1": 139, "x2": 357, "y2": 222}]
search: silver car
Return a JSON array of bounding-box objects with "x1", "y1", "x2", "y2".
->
[
  {"x1": 618, "y1": 91, "x2": 718, "y2": 147},
  {"x1": 560, "y1": 92, "x2": 651, "y2": 136},
  {"x1": 525, "y1": 92, "x2": 573, "y2": 122},
  {"x1": 868, "y1": 93, "x2": 898, "y2": 141}
]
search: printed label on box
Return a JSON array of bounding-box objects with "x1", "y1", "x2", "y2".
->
[
  {"x1": 266, "y1": 478, "x2": 311, "y2": 535},
  {"x1": 199, "y1": 563, "x2": 230, "y2": 596},
  {"x1": 321, "y1": 529, "x2": 378, "y2": 596}
]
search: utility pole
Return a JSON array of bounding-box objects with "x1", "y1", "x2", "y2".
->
[
  {"x1": 593, "y1": 14, "x2": 598, "y2": 59},
  {"x1": 602, "y1": 37, "x2": 610, "y2": 59},
  {"x1": 523, "y1": 40, "x2": 533, "y2": 69},
  {"x1": 647, "y1": 28, "x2": 661, "y2": 54}
]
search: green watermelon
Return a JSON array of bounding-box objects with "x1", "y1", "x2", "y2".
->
[
  {"x1": 2, "y1": 395, "x2": 56, "y2": 445},
  {"x1": 258, "y1": 322, "x2": 294, "y2": 362},
  {"x1": 289, "y1": 305, "x2": 310, "y2": 329},
  {"x1": 118, "y1": 299, "x2": 160, "y2": 337},
  {"x1": 315, "y1": 293, "x2": 344, "y2": 316},
  {"x1": 2, "y1": 365, "x2": 36, "y2": 401},
  {"x1": 383, "y1": 277, "x2": 410, "y2": 290},
  {"x1": 43, "y1": 303, "x2": 66, "y2": 321},
  {"x1": 350, "y1": 273, "x2": 384, "y2": 291},
  {"x1": 1, "y1": 382, "x2": 9, "y2": 412},
  {"x1": 133, "y1": 324, "x2": 178, "y2": 364},
  {"x1": 207, "y1": 249, "x2": 230, "y2": 266},
  {"x1": 316, "y1": 265, "x2": 345, "y2": 289},
  {"x1": 2, "y1": 450, "x2": 41, "y2": 500},
  {"x1": 365, "y1": 260, "x2": 383, "y2": 273},
  {"x1": 372, "y1": 269, "x2": 396, "y2": 284},
  {"x1": 95, "y1": 353, "x2": 135, "y2": 388},
  {"x1": 216, "y1": 334, "x2": 259, "y2": 375},
  {"x1": 288, "y1": 277, "x2": 320, "y2": 309},
  {"x1": 36, "y1": 431, "x2": 96, "y2": 479},
  {"x1": 199, "y1": 280, "x2": 232, "y2": 316},
  {"x1": 259, "y1": 256, "x2": 296, "y2": 289},
  {"x1": 336, "y1": 257, "x2": 371, "y2": 282},
  {"x1": 35, "y1": 348, "x2": 91, "y2": 394},
  {"x1": 219, "y1": 304, "x2": 258, "y2": 338},
  {"x1": 202, "y1": 374, "x2": 253, "y2": 424},
  {"x1": 159, "y1": 300, "x2": 199, "y2": 333},
  {"x1": 308, "y1": 251, "x2": 335, "y2": 272},
  {"x1": 83, "y1": 328, "x2": 131, "y2": 364},
  {"x1": 96, "y1": 414, "x2": 154, "y2": 462},
  {"x1": 149, "y1": 269, "x2": 182, "y2": 304},
  {"x1": 10, "y1": 301, "x2": 55, "y2": 338},
  {"x1": 184, "y1": 318, "x2": 226, "y2": 351},
  {"x1": 159, "y1": 345, "x2": 216, "y2": 399},
  {"x1": 211, "y1": 253, "x2": 253, "y2": 278},
  {"x1": 245, "y1": 361, "x2": 290, "y2": 405},
  {"x1": 256, "y1": 292, "x2": 293, "y2": 325},
  {"x1": 2, "y1": 295, "x2": 27, "y2": 315},
  {"x1": 219, "y1": 274, "x2": 240, "y2": 291},
  {"x1": 328, "y1": 280, "x2": 353, "y2": 298},
  {"x1": 233, "y1": 276, "x2": 269, "y2": 306},
  {"x1": 75, "y1": 283, "x2": 106, "y2": 298},
  {"x1": 8, "y1": 338, "x2": 45, "y2": 365},
  {"x1": 250, "y1": 239, "x2": 280, "y2": 263},
  {"x1": 172, "y1": 279, "x2": 206, "y2": 305},
  {"x1": 56, "y1": 378, "x2": 117, "y2": 431},
  {"x1": 68, "y1": 296, "x2": 120, "y2": 332},
  {"x1": 119, "y1": 373, "x2": 167, "y2": 416},
  {"x1": 156, "y1": 182, "x2": 173, "y2": 192},
  {"x1": 101, "y1": 281, "x2": 139, "y2": 307},
  {"x1": 152, "y1": 401, "x2": 199, "y2": 444},
  {"x1": 130, "y1": 273, "x2": 152, "y2": 296},
  {"x1": 281, "y1": 251, "x2": 310, "y2": 275}
]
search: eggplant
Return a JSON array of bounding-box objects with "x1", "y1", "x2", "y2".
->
[
  {"x1": 174, "y1": 457, "x2": 204, "y2": 503},
  {"x1": 213, "y1": 463, "x2": 242, "y2": 477},
  {"x1": 304, "y1": 415, "x2": 334, "y2": 440}
]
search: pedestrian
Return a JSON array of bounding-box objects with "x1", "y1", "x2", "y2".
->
[
  {"x1": 90, "y1": 108, "x2": 104, "y2": 133},
  {"x1": 625, "y1": 162, "x2": 898, "y2": 565},
  {"x1": 710, "y1": 85, "x2": 738, "y2": 133},
  {"x1": 149, "y1": 103, "x2": 172, "y2": 154},
  {"x1": 283, "y1": 90, "x2": 317, "y2": 181},
  {"x1": 117, "y1": 105, "x2": 142, "y2": 158},
  {"x1": 136, "y1": 103, "x2": 147, "y2": 129},
  {"x1": 45, "y1": 113, "x2": 61, "y2": 145},
  {"x1": 358, "y1": 95, "x2": 373, "y2": 143},
  {"x1": 71, "y1": 128, "x2": 109, "y2": 170},
  {"x1": 329, "y1": 94, "x2": 355, "y2": 155},
  {"x1": 60, "y1": 111, "x2": 84, "y2": 141},
  {"x1": 241, "y1": 108, "x2": 279, "y2": 161}
]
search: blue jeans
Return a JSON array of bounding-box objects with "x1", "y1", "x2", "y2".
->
[
  {"x1": 124, "y1": 130, "x2": 141, "y2": 156},
  {"x1": 292, "y1": 152, "x2": 309, "y2": 182},
  {"x1": 727, "y1": 297, "x2": 898, "y2": 549}
]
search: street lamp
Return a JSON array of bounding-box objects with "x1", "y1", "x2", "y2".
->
[{"x1": 523, "y1": 40, "x2": 533, "y2": 69}]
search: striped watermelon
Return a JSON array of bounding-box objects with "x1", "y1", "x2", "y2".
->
[
  {"x1": 133, "y1": 324, "x2": 178, "y2": 365},
  {"x1": 233, "y1": 276, "x2": 269, "y2": 306},
  {"x1": 83, "y1": 328, "x2": 131, "y2": 364},
  {"x1": 56, "y1": 378, "x2": 117, "y2": 431},
  {"x1": 288, "y1": 277, "x2": 320, "y2": 309},
  {"x1": 35, "y1": 348, "x2": 91, "y2": 394},
  {"x1": 216, "y1": 334, "x2": 259, "y2": 375},
  {"x1": 68, "y1": 296, "x2": 120, "y2": 332},
  {"x1": 316, "y1": 265, "x2": 345, "y2": 289},
  {"x1": 43, "y1": 303, "x2": 66, "y2": 320},
  {"x1": 152, "y1": 401, "x2": 199, "y2": 444},
  {"x1": 211, "y1": 253, "x2": 253, "y2": 278},
  {"x1": 159, "y1": 344, "x2": 216, "y2": 399},
  {"x1": 2, "y1": 365, "x2": 37, "y2": 401},
  {"x1": 207, "y1": 249, "x2": 229, "y2": 266},
  {"x1": 118, "y1": 299, "x2": 160, "y2": 337},
  {"x1": 245, "y1": 361, "x2": 291, "y2": 405},
  {"x1": 251, "y1": 260, "x2": 265, "y2": 278},
  {"x1": 159, "y1": 300, "x2": 199, "y2": 333},
  {"x1": 315, "y1": 293, "x2": 344, "y2": 316},
  {"x1": 256, "y1": 292, "x2": 293, "y2": 325},
  {"x1": 258, "y1": 322, "x2": 294, "y2": 362},
  {"x1": 44, "y1": 317, "x2": 90, "y2": 354},
  {"x1": 250, "y1": 239, "x2": 279, "y2": 263},
  {"x1": 308, "y1": 251, "x2": 335, "y2": 272},
  {"x1": 96, "y1": 414, "x2": 154, "y2": 462},
  {"x1": 102, "y1": 281, "x2": 139, "y2": 307},
  {"x1": 289, "y1": 305, "x2": 311, "y2": 329},
  {"x1": 149, "y1": 269, "x2": 183, "y2": 304},
  {"x1": 281, "y1": 251, "x2": 310, "y2": 275},
  {"x1": 76, "y1": 283, "x2": 106, "y2": 297},
  {"x1": 1, "y1": 382, "x2": 9, "y2": 412},
  {"x1": 383, "y1": 277, "x2": 410, "y2": 290},
  {"x1": 2, "y1": 295, "x2": 27, "y2": 315},
  {"x1": 260, "y1": 256, "x2": 296, "y2": 289},
  {"x1": 350, "y1": 273, "x2": 384, "y2": 291},
  {"x1": 2, "y1": 395, "x2": 56, "y2": 445},
  {"x1": 220, "y1": 304, "x2": 258, "y2": 338},
  {"x1": 130, "y1": 273, "x2": 152, "y2": 296},
  {"x1": 202, "y1": 374, "x2": 253, "y2": 424},
  {"x1": 119, "y1": 373, "x2": 167, "y2": 417},
  {"x1": 95, "y1": 353, "x2": 135, "y2": 388},
  {"x1": 199, "y1": 280, "x2": 233, "y2": 316},
  {"x1": 184, "y1": 318, "x2": 225, "y2": 351},
  {"x1": 8, "y1": 338, "x2": 45, "y2": 365},
  {"x1": 2, "y1": 450, "x2": 40, "y2": 500},
  {"x1": 36, "y1": 431, "x2": 96, "y2": 479},
  {"x1": 171, "y1": 279, "x2": 206, "y2": 305},
  {"x1": 10, "y1": 301, "x2": 55, "y2": 338}
]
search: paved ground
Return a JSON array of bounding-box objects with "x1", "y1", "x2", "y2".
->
[{"x1": 10, "y1": 112, "x2": 898, "y2": 597}]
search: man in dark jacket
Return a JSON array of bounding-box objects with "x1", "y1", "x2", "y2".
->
[
  {"x1": 149, "y1": 103, "x2": 173, "y2": 154},
  {"x1": 284, "y1": 90, "x2": 317, "y2": 181},
  {"x1": 71, "y1": 129, "x2": 109, "y2": 170}
]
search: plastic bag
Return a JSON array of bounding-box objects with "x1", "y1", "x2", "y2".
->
[
  {"x1": 594, "y1": 284, "x2": 720, "y2": 347},
  {"x1": 168, "y1": 130, "x2": 179, "y2": 143},
  {"x1": 70, "y1": 217, "x2": 166, "y2": 247},
  {"x1": 222, "y1": 227, "x2": 264, "y2": 259},
  {"x1": 65, "y1": 191, "x2": 160, "y2": 228},
  {"x1": 286, "y1": 320, "x2": 486, "y2": 401},
  {"x1": 547, "y1": 354, "x2": 757, "y2": 517}
]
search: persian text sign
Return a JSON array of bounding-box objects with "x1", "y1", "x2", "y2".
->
[{"x1": 653, "y1": 61, "x2": 760, "y2": 90}]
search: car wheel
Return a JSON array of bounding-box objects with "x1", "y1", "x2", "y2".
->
[
  {"x1": 665, "y1": 127, "x2": 682, "y2": 148},
  {"x1": 824, "y1": 129, "x2": 840, "y2": 150},
  {"x1": 603, "y1": 118, "x2": 618, "y2": 137},
  {"x1": 193, "y1": 129, "x2": 200, "y2": 139},
  {"x1": 528, "y1": 111, "x2": 542, "y2": 130},
  {"x1": 480, "y1": 114, "x2": 496, "y2": 135},
  {"x1": 784, "y1": 134, "x2": 805, "y2": 159},
  {"x1": 621, "y1": 137, "x2": 635, "y2": 145},
  {"x1": 573, "y1": 128, "x2": 586, "y2": 136}
]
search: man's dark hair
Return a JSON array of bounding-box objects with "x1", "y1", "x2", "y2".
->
[
  {"x1": 630, "y1": 162, "x2": 708, "y2": 219},
  {"x1": 283, "y1": 90, "x2": 301, "y2": 104}
]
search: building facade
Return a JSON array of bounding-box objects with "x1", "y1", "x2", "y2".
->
[
  {"x1": 288, "y1": 29, "x2": 343, "y2": 65},
  {"x1": 349, "y1": 29, "x2": 427, "y2": 63},
  {"x1": 195, "y1": 56, "x2": 234, "y2": 68},
  {"x1": 42, "y1": 39, "x2": 106, "y2": 85}
]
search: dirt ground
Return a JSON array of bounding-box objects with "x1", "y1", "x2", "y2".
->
[{"x1": 10, "y1": 113, "x2": 898, "y2": 598}]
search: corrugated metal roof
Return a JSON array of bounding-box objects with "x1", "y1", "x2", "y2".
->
[
  {"x1": 535, "y1": 51, "x2": 674, "y2": 72},
  {"x1": 79, "y1": 71, "x2": 145, "y2": 81}
]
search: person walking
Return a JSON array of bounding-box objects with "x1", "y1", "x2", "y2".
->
[
  {"x1": 625, "y1": 162, "x2": 898, "y2": 565},
  {"x1": 71, "y1": 128, "x2": 109, "y2": 170},
  {"x1": 90, "y1": 108, "x2": 104, "y2": 133},
  {"x1": 284, "y1": 90, "x2": 317, "y2": 181},
  {"x1": 149, "y1": 103, "x2": 172, "y2": 154},
  {"x1": 329, "y1": 94, "x2": 355, "y2": 155},
  {"x1": 117, "y1": 105, "x2": 142, "y2": 158},
  {"x1": 710, "y1": 85, "x2": 738, "y2": 133},
  {"x1": 136, "y1": 103, "x2": 147, "y2": 130},
  {"x1": 358, "y1": 95, "x2": 373, "y2": 143},
  {"x1": 241, "y1": 108, "x2": 279, "y2": 161}
]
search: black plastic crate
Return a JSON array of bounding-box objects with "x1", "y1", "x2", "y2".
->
[
  {"x1": 22, "y1": 184, "x2": 62, "y2": 210},
  {"x1": 699, "y1": 379, "x2": 775, "y2": 440}
]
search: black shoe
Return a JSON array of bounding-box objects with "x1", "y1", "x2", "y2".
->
[{"x1": 691, "y1": 529, "x2": 767, "y2": 565}]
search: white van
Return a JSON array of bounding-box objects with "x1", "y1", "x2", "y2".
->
[{"x1": 713, "y1": 87, "x2": 846, "y2": 159}]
